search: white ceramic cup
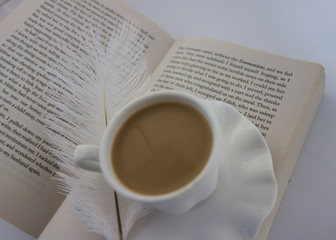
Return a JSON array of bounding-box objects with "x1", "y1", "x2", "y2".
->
[{"x1": 74, "y1": 90, "x2": 223, "y2": 213}]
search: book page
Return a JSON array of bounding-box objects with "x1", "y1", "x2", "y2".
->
[
  {"x1": 0, "y1": 0, "x2": 173, "y2": 237},
  {"x1": 38, "y1": 191, "x2": 106, "y2": 240},
  {"x1": 148, "y1": 36, "x2": 323, "y2": 173},
  {"x1": 142, "y1": 37, "x2": 324, "y2": 239}
]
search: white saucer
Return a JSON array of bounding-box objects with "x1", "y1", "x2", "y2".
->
[{"x1": 128, "y1": 100, "x2": 278, "y2": 240}]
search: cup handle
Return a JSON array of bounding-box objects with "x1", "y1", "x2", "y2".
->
[{"x1": 74, "y1": 144, "x2": 101, "y2": 172}]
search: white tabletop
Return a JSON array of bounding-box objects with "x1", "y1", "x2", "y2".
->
[{"x1": 1, "y1": 0, "x2": 336, "y2": 239}]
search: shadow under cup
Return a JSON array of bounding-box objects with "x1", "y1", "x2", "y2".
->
[{"x1": 100, "y1": 91, "x2": 222, "y2": 213}]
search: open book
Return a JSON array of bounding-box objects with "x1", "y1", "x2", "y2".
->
[{"x1": 0, "y1": 0, "x2": 325, "y2": 239}]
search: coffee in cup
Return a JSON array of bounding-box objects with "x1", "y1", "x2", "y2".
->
[
  {"x1": 74, "y1": 91, "x2": 222, "y2": 213},
  {"x1": 112, "y1": 101, "x2": 213, "y2": 195}
]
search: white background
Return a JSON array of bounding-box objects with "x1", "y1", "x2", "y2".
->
[{"x1": 1, "y1": 0, "x2": 336, "y2": 239}]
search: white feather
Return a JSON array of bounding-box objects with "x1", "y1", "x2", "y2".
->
[
  {"x1": 117, "y1": 196, "x2": 152, "y2": 240},
  {"x1": 44, "y1": 19, "x2": 152, "y2": 240}
]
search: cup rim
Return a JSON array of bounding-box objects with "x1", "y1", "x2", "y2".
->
[{"x1": 100, "y1": 90, "x2": 221, "y2": 203}]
